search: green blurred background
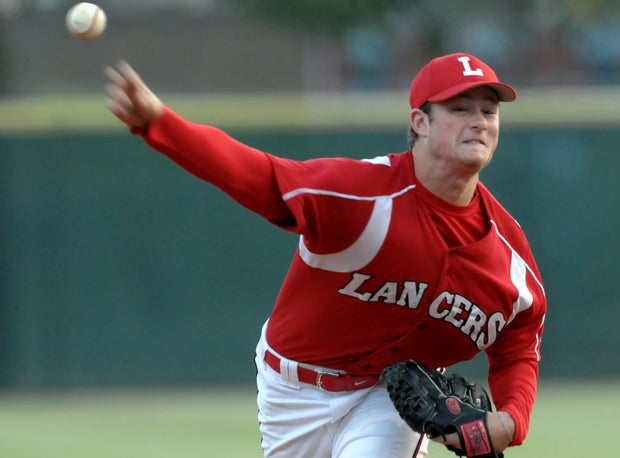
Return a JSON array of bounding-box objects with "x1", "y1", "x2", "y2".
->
[
  {"x1": 2, "y1": 124, "x2": 620, "y2": 388},
  {"x1": 0, "y1": 1, "x2": 619, "y2": 456}
]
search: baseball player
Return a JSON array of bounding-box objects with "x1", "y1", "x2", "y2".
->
[{"x1": 105, "y1": 52, "x2": 546, "y2": 457}]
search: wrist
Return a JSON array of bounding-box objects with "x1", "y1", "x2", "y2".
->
[{"x1": 488, "y1": 411, "x2": 515, "y2": 451}]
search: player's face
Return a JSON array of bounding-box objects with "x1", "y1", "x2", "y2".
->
[{"x1": 427, "y1": 87, "x2": 500, "y2": 171}]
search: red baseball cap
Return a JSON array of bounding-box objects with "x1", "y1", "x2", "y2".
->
[{"x1": 409, "y1": 52, "x2": 517, "y2": 109}]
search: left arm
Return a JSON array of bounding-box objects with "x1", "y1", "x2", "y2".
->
[
  {"x1": 485, "y1": 319, "x2": 544, "y2": 446},
  {"x1": 431, "y1": 410, "x2": 515, "y2": 453},
  {"x1": 435, "y1": 256, "x2": 546, "y2": 452}
]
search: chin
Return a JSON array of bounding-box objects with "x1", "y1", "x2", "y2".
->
[{"x1": 462, "y1": 150, "x2": 492, "y2": 166}]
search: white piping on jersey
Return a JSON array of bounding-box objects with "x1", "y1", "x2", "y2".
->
[
  {"x1": 490, "y1": 219, "x2": 546, "y2": 326},
  {"x1": 507, "y1": 250, "x2": 534, "y2": 324},
  {"x1": 282, "y1": 184, "x2": 416, "y2": 203},
  {"x1": 362, "y1": 155, "x2": 392, "y2": 166},
  {"x1": 534, "y1": 314, "x2": 545, "y2": 361},
  {"x1": 490, "y1": 220, "x2": 545, "y2": 295},
  {"x1": 287, "y1": 184, "x2": 417, "y2": 273}
]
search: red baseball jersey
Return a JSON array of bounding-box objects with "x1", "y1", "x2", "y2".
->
[{"x1": 139, "y1": 108, "x2": 546, "y2": 445}]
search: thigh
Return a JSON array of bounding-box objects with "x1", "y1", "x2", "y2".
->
[
  {"x1": 256, "y1": 351, "x2": 333, "y2": 458},
  {"x1": 333, "y1": 384, "x2": 429, "y2": 458}
]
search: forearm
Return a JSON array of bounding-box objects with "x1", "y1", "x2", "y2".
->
[{"x1": 488, "y1": 359, "x2": 537, "y2": 446}]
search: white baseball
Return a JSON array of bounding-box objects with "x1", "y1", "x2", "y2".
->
[{"x1": 66, "y1": 3, "x2": 106, "y2": 40}]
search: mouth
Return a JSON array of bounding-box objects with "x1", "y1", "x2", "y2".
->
[{"x1": 464, "y1": 139, "x2": 486, "y2": 146}]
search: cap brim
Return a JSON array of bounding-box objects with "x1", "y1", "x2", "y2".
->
[{"x1": 428, "y1": 81, "x2": 517, "y2": 103}]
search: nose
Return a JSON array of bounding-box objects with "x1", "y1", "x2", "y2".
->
[{"x1": 470, "y1": 109, "x2": 487, "y2": 130}]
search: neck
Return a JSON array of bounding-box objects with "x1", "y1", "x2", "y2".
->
[{"x1": 412, "y1": 151, "x2": 480, "y2": 206}]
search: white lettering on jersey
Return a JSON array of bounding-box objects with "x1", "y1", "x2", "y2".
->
[
  {"x1": 458, "y1": 56, "x2": 484, "y2": 76},
  {"x1": 370, "y1": 281, "x2": 399, "y2": 303},
  {"x1": 461, "y1": 304, "x2": 487, "y2": 343},
  {"x1": 338, "y1": 273, "x2": 428, "y2": 309},
  {"x1": 338, "y1": 269, "x2": 536, "y2": 351},
  {"x1": 429, "y1": 291, "x2": 453, "y2": 318},
  {"x1": 476, "y1": 312, "x2": 506, "y2": 350},
  {"x1": 397, "y1": 281, "x2": 428, "y2": 308},
  {"x1": 428, "y1": 289, "x2": 505, "y2": 350},
  {"x1": 338, "y1": 272, "x2": 372, "y2": 301}
]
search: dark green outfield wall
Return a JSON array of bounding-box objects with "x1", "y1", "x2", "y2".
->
[{"x1": 1, "y1": 127, "x2": 618, "y2": 388}]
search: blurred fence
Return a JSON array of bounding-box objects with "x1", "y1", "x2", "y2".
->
[
  {"x1": 1, "y1": 125, "x2": 619, "y2": 388},
  {"x1": 3, "y1": 2, "x2": 620, "y2": 96},
  {"x1": 2, "y1": 1, "x2": 620, "y2": 389}
]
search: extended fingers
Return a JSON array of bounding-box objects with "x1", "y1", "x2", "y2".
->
[
  {"x1": 106, "y1": 83, "x2": 146, "y2": 129},
  {"x1": 104, "y1": 62, "x2": 141, "y2": 108},
  {"x1": 116, "y1": 61, "x2": 144, "y2": 90},
  {"x1": 103, "y1": 64, "x2": 125, "y2": 86},
  {"x1": 104, "y1": 61, "x2": 162, "y2": 130}
]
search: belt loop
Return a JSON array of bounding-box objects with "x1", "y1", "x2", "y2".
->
[
  {"x1": 277, "y1": 354, "x2": 301, "y2": 389},
  {"x1": 280, "y1": 358, "x2": 299, "y2": 383}
]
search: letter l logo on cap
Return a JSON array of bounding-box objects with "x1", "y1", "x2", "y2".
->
[{"x1": 458, "y1": 56, "x2": 484, "y2": 76}]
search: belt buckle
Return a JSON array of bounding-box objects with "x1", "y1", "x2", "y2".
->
[{"x1": 315, "y1": 369, "x2": 340, "y2": 390}]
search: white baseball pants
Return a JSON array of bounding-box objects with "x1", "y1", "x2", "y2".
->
[{"x1": 255, "y1": 322, "x2": 428, "y2": 457}]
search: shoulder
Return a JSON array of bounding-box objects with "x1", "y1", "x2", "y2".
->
[
  {"x1": 272, "y1": 151, "x2": 414, "y2": 197},
  {"x1": 299, "y1": 150, "x2": 411, "y2": 173},
  {"x1": 478, "y1": 182, "x2": 532, "y2": 252}
]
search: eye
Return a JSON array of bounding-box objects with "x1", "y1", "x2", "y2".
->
[{"x1": 482, "y1": 101, "x2": 499, "y2": 116}]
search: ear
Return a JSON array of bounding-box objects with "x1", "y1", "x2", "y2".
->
[{"x1": 410, "y1": 108, "x2": 430, "y2": 138}]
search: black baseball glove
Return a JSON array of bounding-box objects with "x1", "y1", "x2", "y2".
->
[{"x1": 382, "y1": 360, "x2": 504, "y2": 458}]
